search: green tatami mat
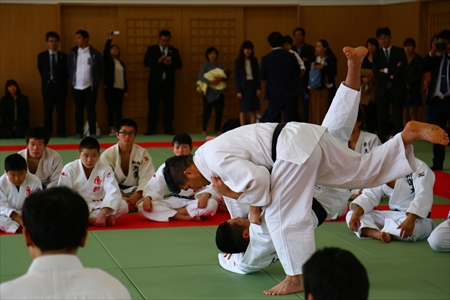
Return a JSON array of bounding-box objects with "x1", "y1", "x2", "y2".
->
[
  {"x1": 105, "y1": 269, "x2": 144, "y2": 300},
  {"x1": 91, "y1": 227, "x2": 219, "y2": 269},
  {"x1": 123, "y1": 265, "x2": 303, "y2": 300}
]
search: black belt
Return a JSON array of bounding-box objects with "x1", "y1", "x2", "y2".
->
[
  {"x1": 166, "y1": 193, "x2": 195, "y2": 200},
  {"x1": 271, "y1": 122, "x2": 327, "y2": 226},
  {"x1": 118, "y1": 184, "x2": 132, "y2": 190}
]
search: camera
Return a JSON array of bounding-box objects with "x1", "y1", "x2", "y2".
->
[
  {"x1": 109, "y1": 31, "x2": 120, "y2": 35},
  {"x1": 436, "y1": 41, "x2": 448, "y2": 51}
]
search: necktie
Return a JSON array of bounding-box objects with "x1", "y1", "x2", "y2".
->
[
  {"x1": 440, "y1": 55, "x2": 448, "y2": 95},
  {"x1": 384, "y1": 49, "x2": 389, "y2": 62},
  {"x1": 51, "y1": 53, "x2": 57, "y2": 82}
]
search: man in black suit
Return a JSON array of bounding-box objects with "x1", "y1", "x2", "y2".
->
[
  {"x1": 260, "y1": 32, "x2": 301, "y2": 123},
  {"x1": 37, "y1": 31, "x2": 68, "y2": 138},
  {"x1": 373, "y1": 27, "x2": 406, "y2": 143},
  {"x1": 144, "y1": 30, "x2": 182, "y2": 135},
  {"x1": 293, "y1": 27, "x2": 315, "y2": 122},
  {"x1": 420, "y1": 29, "x2": 450, "y2": 170}
]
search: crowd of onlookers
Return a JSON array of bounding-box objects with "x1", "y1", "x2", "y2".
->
[{"x1": 0, "y1": 27, "x2": 449, "y2": 169}]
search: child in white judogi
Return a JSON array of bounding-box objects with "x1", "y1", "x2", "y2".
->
[
  {"x1": 99, "y1": 119, "x2": 155, "y2": 211},
  {"x1": 18, "y1": 127, "x2": 63, "y2": 188},
  {"x1": 0, "y1": 154, "x2": 42, "y2": 233},
  {"x1": 58, "y1": 137, "x2": 128, "y2": 227},
  {"x1": 428, "y1": 210, "x2": 450, "y2": 252},
  {"x1": 138, "y1": 133, "x2": 220, "y2": 222},
  {"x1": 346, "y1": 158, "x2": 435, "y2": 243}
]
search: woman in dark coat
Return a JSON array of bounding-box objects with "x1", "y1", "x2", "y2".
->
[{"x1": 0, "y1": 79, "x2": 30, "y2": 138}]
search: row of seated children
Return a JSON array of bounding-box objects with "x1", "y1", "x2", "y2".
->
[{"x1": 0, "y1": 119, "x2": 225, "y2": 233}]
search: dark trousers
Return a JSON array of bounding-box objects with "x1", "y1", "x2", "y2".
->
[
  {"x1": 376, "y1": 89, "x2": 405, "y2": 143},
  {"x1": 104, "y1": 88, "x2": 125, "y2": 129},
  {"x1": 362, "y1": 102, "x2": 377, "y2": 134},
  {"x1": 429, "y1": 97, "x2": 450, "y2": 168},
  {"x1": 1, "y1": 126, "x2": 26, "y2": 139},
  {"x1": 202, "y1": 94, "x2": 224, "y2": 132},
  {"x1": 43, "y1": 83, "x2": 66, "y2": 136},
  {"x1": 265, "y1": 96, "x2": 298, "y2": 123},
  {"x1": 147, "y1": 80, "x2": 175, "y2": 134},
  {"x1": 73, "y1": 87, "x2": 98, "y2": 135}
]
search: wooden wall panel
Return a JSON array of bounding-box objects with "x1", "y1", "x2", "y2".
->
[
  {"x1": 60, "y1": 6, "x2": 119, "y2": 135},
  {"x1": 0, "y1": 4, "x2": 59, "y2": 135}
]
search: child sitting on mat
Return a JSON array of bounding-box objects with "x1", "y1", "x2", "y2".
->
[{"x1": 58, "y1": 137, "x2": 128, "y2": 227}]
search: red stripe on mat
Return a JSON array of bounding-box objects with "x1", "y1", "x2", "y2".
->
[
  {"x1": 433, "y1": 171, "x2": 450, "y2": 199},
  {"x1": 0, "y1": 141, "x2": 205, "y2": 152}
]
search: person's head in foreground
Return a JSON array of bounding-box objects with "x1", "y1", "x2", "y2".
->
[
  {"x1": 172, "y1": 133, "x2": 192, "y2": 156},
  {"x1": 78, "y1": 137, "x2": 100, "y2": 170},
  {"x1": 5, "y1": 154, "x2": 28, "y2": 187},
  {"x1": 22, "y1": 187, "x2": 89, "y2": 258},
  {"x1": 215, "y1": 217, "x2": 251, "y2": 253},
  {"x1": 303, "y1": 247, "x2": 369, "y2": 300},
  {"x1": 163, "y1": 154, "x2": 209, "y2": 193}
]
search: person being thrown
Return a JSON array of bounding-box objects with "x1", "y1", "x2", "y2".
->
[{"x1": 163, "y1": 46, "x2": 449, "y2": 295}]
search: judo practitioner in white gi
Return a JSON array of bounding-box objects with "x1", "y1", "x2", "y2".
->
[
  {"x1": 0, "y1": 187, "x2": 131, "y2": 299},
  {"x1": 428, "y1": 211, "x2": 450, "y2": 252},
  {"x1": 18, "y1": 127, "x2": 63, "y2": 189},
  {"x1": 138, "y1": 133, "x2": 220, "y2": 221},
  {"x1": 162, "y1": 46, "x2": 449, "y2": 295},
  {"x1": 347, "y1": 158, "x2": 436, "y2": 243},
  {"x1": 100, "y1": 118, "x2": 155, "y2": 211},
  {"x1": 58, "y1": 137, "x2": 128, "y2": 227},
  {"x1": 0, "y1": 154, "x2": 42, "y2": 233}
]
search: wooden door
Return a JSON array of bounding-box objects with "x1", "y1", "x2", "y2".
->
[{"x1": 181, "y1": 7, "x2": 244, "y2": 133}]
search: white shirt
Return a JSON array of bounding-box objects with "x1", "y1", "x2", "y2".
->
[
  {"x1": 0, "y1": 255, "x2": 131, "y2": 299},
  {"x1": 382, "y1": 45, "x2": 392, "y2": 75},
  {"x1": 431, "y1": 53, "x2": 450, "y2": 98},
  {"x1": 74, "y1": 46, "x2": 92, "y2": 90},
  {"x1": 245, "y1": 59, "x2": 253, "y2": 80},
  {"x1": 48, "y1": 50, "x2": 58, "y2": 80},
  {"x1": 113, "y1": 59, "x2": 125, "y2": 89}
]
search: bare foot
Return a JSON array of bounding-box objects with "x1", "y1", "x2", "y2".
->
[
  {"x1": 380, "y1": 232, "x2": 392, "y2": 244},
  {"x1": 402, "y1": 121, "x2": 449, "y2": 147},
  {"x1": 343, "y1": 46, "x2": 368, "y2": 61},
  {"x1": 106, "y1": 215, "x2": 116, "y2": 226},
  {"x1": 263, "y1": 275, "x2": 304, "y2": 296}
]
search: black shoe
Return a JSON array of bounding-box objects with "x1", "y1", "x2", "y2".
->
[
  {"x1": 58, "y1": 135, "x2": 67, "y2": 138},
  {"x1": 75, "y1": 134, "x2": 82, "y2": 139},
  {"x1": 430, "y1": 165, "x2": 443, "y2": 171},
  {"x1": 165, "y1": 131, "x2": 175, "y2": 135},
  {"x1": 144, "y1": 131, "x2": 155, "y2": 136}
]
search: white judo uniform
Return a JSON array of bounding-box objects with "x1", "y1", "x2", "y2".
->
[
  {"x1": 58, "y1": 160, "x2": 128, "y2": 219},
  {"x1": 0, "y1": 173, "x2": 42, "y2": 233},
  {"x1": 0, "y1": 255, "x2": 131, "y2": 299},
  {"x1": 18, "y1": 148, "x2": 63, "y2": 188},
  {"x1": 428, "y1": 211, "x2": 450, "y2": 252},
  {"x1": 354, "y1": 130, "x2": 381, "y2": 154},
  {"x1": 138, "y1": 163, "x2": 219, "y2": 221},
  {"x1": 346, "y1": 158, "x2": 435, "y2": 242},
  {"x1": 99, "y1": 143, "x2": 155, "y2": 196},
  {"x1": 195, "y1": 83, "x2": 417, "y2": 275}
]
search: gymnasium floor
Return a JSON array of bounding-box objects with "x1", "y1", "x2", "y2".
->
[{"x1": 0, "y1": 135, "x2": 449, "y2": 299}]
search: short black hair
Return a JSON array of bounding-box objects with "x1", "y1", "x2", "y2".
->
[
  {"x1": 403, "y1": 38, "x2": 416, "y2": 47},
  {"x1": 268, "y1": 32, "x2": 283, "y2": 48},
  {"x1": 437, "y1": 29, "x2": 450, "y2": 42},
  {"x1": 282, "y1": 35, "x2": 294, "y2": 46},
  {"x1": 159, "y1": 30, "x2": 171, "y2": 38},
  {"x1": 79, "y1": 136, "x2": 100, "y2": 153},
  {"x1": 215, "y1": 221, "x2": 249, "y2": 253},
  {"x1": 5, "y1": 79, "x2": 21, "y2": 97},
  {"x1": 172, "y1": 133, "x2": 192, "y2": 148},
  {"x1": 75, "y1": 29, "x2": 89, "y2": 39},
  {"x1": 22, "y1": 187, "x2": 89, "y2": 252},
  {"x1": 303, "y1": 247, "x2": 369, "y2": 300},
  {"x1": 365, "y1": 37, "x2": 379, "y2": 50},
  {"x1": 5, "y1": 153, "x2": 27, "y2": 172},
  {"x1": 25, "y1": 127, "x2": 50, "y2": 145},
  {"x1": 376, "y1": 27, "x2": 391, "y2": 38},
  {"x1": 163, "y1": 155, "x2": 194, "y2": 193},
  {"x1": 118, "y1": 118, "x2": 138, "y2": 133},
  {"x1": 293, "y1": 27, "x2": 305, "y2": 36},
  {"x1": 45, "y1": 31, "x2": 60, "y2": 42},
  {"x1": 205, "y1": 46, "x2": 219, "y2": 61}
]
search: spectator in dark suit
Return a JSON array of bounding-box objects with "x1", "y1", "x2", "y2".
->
[
  {"x1": 293, "y1": 27, "x2": 315, "y2": 122},
  {"x1": 0, "y1": 80, "x2": 30, "y2": 139},
  {"x1": 420, "y1": 29, "x2": 450, "y2": 171},
  {"x1": 260, "y1": 32, "x2": 301, "y2": 123},
  {"x1": 402, "y1": 38, "x2": 423, "y2": 126},
  {"x1": 67, "y1": 30, "x2": 104, "y2": 139},
  {"x1": 235, "y1": 40, "x2": 261, "y2": 126},
  {"x1": 372, "y1": 27, "x2": 406, "y2": 143},
  {"x1": 37, "y1": 31, "x2": 68, "y2": 138},
  {"x1": 144, "y1": 30, "x2": 182, "y2": 135}
]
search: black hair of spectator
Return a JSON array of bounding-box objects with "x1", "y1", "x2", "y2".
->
[
  {"x1": 365, "y1": 37, "x2": 379, "y2": 50},
  {"x1": 437, "y1": 29, "x2": 450, "y2": 42},
  {"x1": 25, "y1": 127, "x2": 50, "y2": 146},
  {"x1": 318, "y1": 39, "x2": 335, "y2": 57},
  {"x1": 403, "y1": 38, "x2": 416, "y2": 47},
  {"x1": 293, "y1": 27, "x2": 305, "y2": 37},
  {"x1": 45, "y1": 31, "x2": 60, "y2": 42},
  {"x1": 376, "y1": 27, "x2": 391, "y2": 38},
  {"x1": 75, "y1": 30, "x2": 89, "y2": 40},
  {"x1": 283, "y1": 35, "x2": 294, "y2": 46},
  {"x1": 79, "y1": 136, "x2": 100, "y2": 153},
  {"x1": 268, "y1": 32, "x2": 283, "y2": 48},
  {"x1": 118, "y1": 118, "x2": 138, "y2": 133},
  {"x1": 5, "y1": 79, "x2": 21, "y2": 97},
  {"x1": 159, "y1": 30, "x2": 172, "y2": 38},
  {"x1": 163, "y1": 155, "x2": 194, "y2": 193},
  {"x1": 205, "y1": 46, "x2": 219, "y2": 61},
  {"x1": 238, "y1": 40, "x2": 257, "y2": 69},
  {"x1": 5, "y1": 153, "x2": 27, "y2": 172},
  {"x1": 215, "y1": 222, "x2": 249, "y2": 253},
  {"x1": 172, "y1": 133, "x2": 192, "y2": 148}
]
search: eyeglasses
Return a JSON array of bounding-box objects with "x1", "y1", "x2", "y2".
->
[{"x1": 118, "y1": 131, "x2": 136, "y2": 136}]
